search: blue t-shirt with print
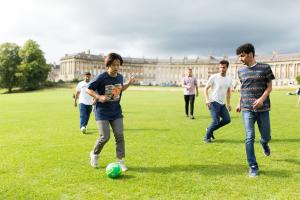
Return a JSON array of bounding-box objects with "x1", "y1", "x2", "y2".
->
[
  {"x1": 238, "y1": 63, "x2": 275, "y2": 112},
  {"x1": 88, "y1": 72, "x2": 123, "y2": 120}
]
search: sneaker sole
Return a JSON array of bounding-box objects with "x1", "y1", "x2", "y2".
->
[
  {"x1": 90, "y1": 152, "x2": 98, "y2": 168},
  {"x1": 249, "y1": 174, "x2": 258, "y2": 178}
]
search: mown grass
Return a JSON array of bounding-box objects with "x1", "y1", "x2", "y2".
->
[{"x1": 0, "y1": 87, "x2": 299, "y2": 199}]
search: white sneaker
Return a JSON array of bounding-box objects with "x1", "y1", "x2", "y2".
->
[
  {"x1": 80, "y1": 126, "x2": 86, "y2": 134},
  {"x1": 90, "y1": 151, "x2": 99, "y2": 168},
  {"x1": 117, "y1": 159, "x2": 128, "y2": 172}
]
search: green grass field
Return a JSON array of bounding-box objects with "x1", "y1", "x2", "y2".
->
[{"x1": 0, "y1": 87, "x2": 299, "y2": 200}]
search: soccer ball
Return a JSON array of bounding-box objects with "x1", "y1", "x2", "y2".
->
[{"x1": 106, "y1": 162, "x2": 122, "y2": 178}]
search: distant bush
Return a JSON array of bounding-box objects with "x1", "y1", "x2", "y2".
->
[
  {"x1": 71, "y1": 78, "x2": 80, "y2": 83},
  {"x1": 44, "y1": 81, "x2": 55, "y2": 87},
  {"x1": 296, "y1": 76, "x2": 300, "y2": 84}
]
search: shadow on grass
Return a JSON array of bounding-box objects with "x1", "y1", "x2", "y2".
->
[
  {"x1": 84, "y1": 131, "x2": 98, "y2": 135},
  {"x1": 129, "y1": 164, "x2": 293, "y2": 177},
  {"x1": 83, "y1": 128, "x2": 171, "y2": 134},
  {"x1": 213, "y1": 138, "x2": 300, "y2": 144},
  {"x1": 190, "y1": 115, "x2": 211, "y2": 120},
  {"x1": 130, "y1": 164, "x2": 245, "y2": 175},
  {"x1": 196, "y1": 115, "x2": 240, "y2": 120},
  {"x1": 213, "y1": 139, "x2": 244, "y2": 144},
  {"x1": 105, "y1": 174, "x2": 135, "y2": 181},
  {"x1": 125, "y1": 128, "x2": 170, "y2": 132},
  {"x1": 118, "y1": 174, "x2": 135, "y2": 180},
  {"x1": 259, "y1": 170, "x2": 293, "y2": 178},
  {"x1": 271, "y1": 138, "x2": 300, "y2": 143},
  {"x1": 275, "y1": 158, "x2": 300, "y2": 166}
]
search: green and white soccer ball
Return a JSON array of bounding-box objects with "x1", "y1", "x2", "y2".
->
[{"x1": 106, "y1": 163, "x2": 122, "y2": 179}]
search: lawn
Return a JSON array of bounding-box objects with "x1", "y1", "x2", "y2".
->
[{"x1": 0, "y1": 87, "x2": 299, "y2": 200}]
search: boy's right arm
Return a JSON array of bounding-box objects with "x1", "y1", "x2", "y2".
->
[
  {"x1": 86, "y1": 89, "x2": 109, "y2": 103},
  {"x1": 204, "y1": 85, "x2": 211, "y2": 108},
  {"x1": 236, "y1": 96, "x2": 241, "y2": 112}
]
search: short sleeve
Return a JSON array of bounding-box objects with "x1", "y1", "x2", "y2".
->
[
  {"x1": 206, "y1": 76, "x2": 214, "y2": 87},
  {"x1": 121, "y1": 75, "x2": 124, "y2": 86},
  {"x1": 76, "y1": 82, "x2": 81, "y2": 92},
  {"x1": 265, "y1": 65, "x2": 275, "y2": 82},
  {"x1": 182, "y1": 77, "x2": 186, "y2": 85},
  {"x1": 237, "y1": 70, "x2": 242, "y2": 84},
  {"x1": 228, "y1": 77, "x2": 233, "y2": 88},
  {"x1": 88, "y1": 75, "x2": 101, "y2": 91}
]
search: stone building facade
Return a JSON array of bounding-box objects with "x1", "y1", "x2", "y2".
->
[{"x1": 57, "y1": 51, "x2": 300, "y2": 87}]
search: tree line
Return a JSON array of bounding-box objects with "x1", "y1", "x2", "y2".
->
[{"x1": 0, "y1": 40, "x2": 51, "y2": 93}]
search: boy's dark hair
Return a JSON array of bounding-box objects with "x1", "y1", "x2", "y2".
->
[
  {"x1": 236, "y1": 43, "x2": 255, "y2": 56},
  {"x1": 84, "y1": 71, "x2": 91, "y2": 75},
  {"x1": 219, "y1": 60, "x2": 229, "y2": 68},
  {"x1": 105, "y1": 53, "x2": 123, "y2": 67}
]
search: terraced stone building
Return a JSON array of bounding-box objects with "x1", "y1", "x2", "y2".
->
[{"x1": 56, "y1": 51, "x2": 300, "y2": 87}]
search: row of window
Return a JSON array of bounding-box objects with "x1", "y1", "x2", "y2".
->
[{"x1": 61, "y1": 61, "x2": 300, "y2": 80}]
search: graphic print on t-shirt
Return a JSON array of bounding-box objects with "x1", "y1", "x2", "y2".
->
[{"x1": 105, "y1": 84, "x2": 122, "y2": 101}]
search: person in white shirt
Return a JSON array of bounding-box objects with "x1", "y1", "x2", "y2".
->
[
  {"x1": 74, "y1": 72, "x2": 93, "y2": 133},
  {"x1": 203, "y1": 60, "x2": 232, "y2": 143},
  {"x1": 182, "y1": 68, "x2": 199, "y2": 119}
]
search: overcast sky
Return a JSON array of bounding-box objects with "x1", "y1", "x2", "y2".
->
[{"x1": 1, "y1": 0, "x2": 299, "y2": 62}]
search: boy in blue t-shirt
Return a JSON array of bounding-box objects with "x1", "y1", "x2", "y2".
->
[{"x1": 86, "y1": 53, "x2": 134, "y2": 171}]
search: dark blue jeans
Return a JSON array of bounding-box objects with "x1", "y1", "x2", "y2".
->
[
  {"x1": 205, "y1": 101, "x2": 231, "y2": 139},
  {"x1": 242, "y1": 111, "x2": 271, "y2": 167},
  {"x1": 79, "y1": 103, "x2": 93, "y2": 128},
  {"x1": 184, "y1": 95, "x2": 195, "y2": 116}
]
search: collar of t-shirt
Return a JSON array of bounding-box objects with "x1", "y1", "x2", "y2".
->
[
  {"x1": 248, "y1": 62, "x2": 257, "y2": 68},
  {"x1": 218, "y1": 73, "x2": 227, "y2": 78}
]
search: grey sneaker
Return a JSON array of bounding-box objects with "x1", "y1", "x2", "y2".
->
[
  {"x1": 90, "y1": 151, "x2": 99, "y2": 168},
  {"x1": 206, "y1": 128, "x2": 215, "y2": 140},
  {"x1": 190, "y1": 115, "x2": 195, "y2": 119},
  {"x1": 249, "y1": 166, "x2": 259, "y2": 177},
  {"x1": 117, "y1": 159, "x2": 128, "y2": 172},
  {"x1": 261, "y1": 143, "x2": 271, "y2": 156},
  {"x1": 80, "y1": 126, "x2": 86, "y2": 134},
  {"x1": 204, "y1": 138, "x2": 213, "y2": 143}
]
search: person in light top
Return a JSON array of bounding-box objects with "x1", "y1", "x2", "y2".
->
[
  {"x1": 74, "y1": 72, "x2": 93, "y2": 134},
  {"x1": 203, "y1": 60, "x2": 232, "y2": 143},
  {"x1": 182, "y1": 68, "x2": 198, "y2": 119}
]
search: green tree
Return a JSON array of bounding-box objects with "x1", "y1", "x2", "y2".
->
[
  {"x1": 18, "y1": 40, "x2": 51, "y2": 90},
  {"x1": 296, "y1": 75, "x2": 300, "y2": 85},
  {"x1": 0, "y1": 43, "x2": 21, "y2": 93}
]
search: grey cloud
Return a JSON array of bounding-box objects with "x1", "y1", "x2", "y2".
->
[{"x1": 1, "y1": 0, "x2": 299, "y2": 61}]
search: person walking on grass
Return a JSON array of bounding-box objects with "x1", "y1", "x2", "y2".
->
[
  {"x1": 182, "y1": 68, "x2": 199, "y2": 119},
  {"x1": 235, "y1": 43, "x2": 275, "y2": 177},
  {"x1": 74, "y1": 72, "x2": 93, "y2": 134},
  {"x1": 86, "y1": 53, "x2": 134, "y2": 171},
  {"x1": 203, "y1": 60, "x2": 232, "y2": 143}
]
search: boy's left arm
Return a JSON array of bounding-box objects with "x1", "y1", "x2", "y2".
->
[{"x1": 122, "y1": 77, "x2": 135, "y2": 91}]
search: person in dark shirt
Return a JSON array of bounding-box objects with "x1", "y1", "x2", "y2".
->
[
  {"x1": 235, "y1": 43, "x2": 275, "y2": 177},
  {"x1": 86, "y1": 53, "x2": 134, "y2": 171}
]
